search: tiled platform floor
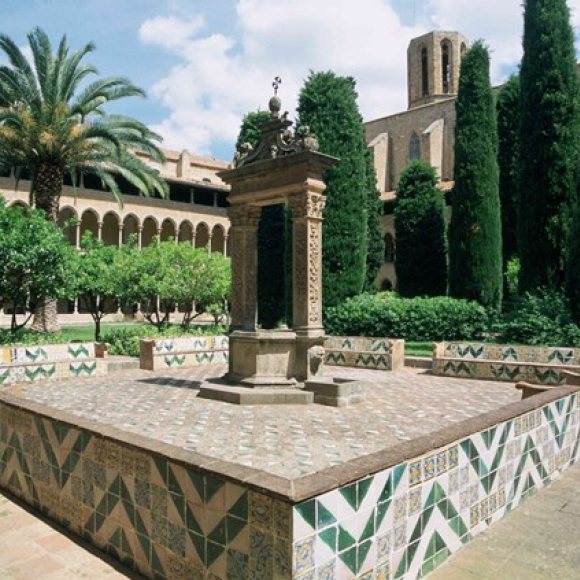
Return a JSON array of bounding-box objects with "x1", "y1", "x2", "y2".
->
[
  {"x1": 4, "y1": 366, "x2": 520, "y2": 479},
  {"x1": 0, "y1": 492, "x2": 134, "y2": 579}
]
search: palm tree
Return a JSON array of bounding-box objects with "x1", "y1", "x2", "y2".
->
[{"x1": 0, "y1": 28, "x2": 168, "y2": 332}]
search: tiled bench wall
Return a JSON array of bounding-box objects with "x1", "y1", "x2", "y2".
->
[
  {"x1": 140, "y1": 336, "x2": 229, "y2": 371},
  {"x1": 0, "y1": 343, "x2": 107, "y2": 386},
  {"x1": 1, "y1": 389, "x2": 579, "y2": 579},
  {"x1": 0, "y1": 398, "x2": 292, "y2": 579},
  {"x1": 325, "y1": 337, "x2": 405, "y2": 371},
  {"x1": 292, "y1": 390, "x2": 580, "y2": 578},
  {"x1": 432, "y1": 342, "x2": 580, "y2": 385}
]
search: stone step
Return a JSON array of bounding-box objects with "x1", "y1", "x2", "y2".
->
[
  {"x1": 198, "y1": 384, "x2": 314, "y2": 405},
  {"x1": 107, "y1": 356, "x2": 140, "y2": 373},
  {"x1": 405, "y1": 356, "x2": 432, "y2": 369}
]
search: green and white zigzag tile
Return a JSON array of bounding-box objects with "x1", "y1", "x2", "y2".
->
[
  {"x1": 370, "y1": 340, "x2": 391, "y2": 353},
  {"x1": 68, "y1": 344, "x2": 90, "y2": 359},
  {"x1": 24, "y1": 364, "x2": 56, "y2": 382},
  {"x1": 325, "y1": 352, "x2": 346, "y2": 365},
  {"x1": 69, "y1": 361, "x2": 97, "y2": 377},
  {"x1": 0, "y1": 368, "x2": 11, "y2": 385},
  {"x1": 24, "y1": 347, "x2": 48, "y2": 362},
  {"x1": 163, "y1": 355, "x2": 186, "y2": 367}
]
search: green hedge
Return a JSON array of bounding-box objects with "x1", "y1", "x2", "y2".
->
[
  {"x1": 496, "y1": 291, "x2": 580, "y2": 347},
  {"x1": 103, "y1": 325, "x2": 227, "y2": 357},
  {"x1": 325, "y1": 293, "x2": 489, "y2": 341}
]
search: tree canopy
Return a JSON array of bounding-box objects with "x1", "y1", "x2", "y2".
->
[
  {"x1": 448, "y1": 41, "x2": 503, "y2": 310},
  {"x1": 394, "y1": 160, "x2": 447, "y2": 297},
  {"x1": 518, "y1": 0, "x2": 579, "y2": 291},
  {"x1": 297, "y1": 71, "x2": 368, "y2": 310}
]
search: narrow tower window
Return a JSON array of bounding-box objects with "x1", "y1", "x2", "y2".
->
[
  {"x1": 421, "y1": 47, "x2": 429, "y2": 97},
  {"x1": 409, "y1": 132, "x2": 421, "y2": 161},
  {"x1": 442, "y1": 41, "x2": 451, "y2": 93}
]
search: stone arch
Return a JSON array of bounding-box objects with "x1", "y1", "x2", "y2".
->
[
  {"x1": 409, "y1": 132, "x2": 421, "y2": 161},
  {"x1": 142, "y1": 216, "x2": 158, "y2": 247},
  {"x1": 178, "y1": 220, "x2": 194, "y2": 244},
  {"x1": 441, "y1": 39, "x2": 452, "y2": 94},
  {"x1": 80, "y1": 208, "x2": 99, "y2": 244},
  {"x1": 461, "y1": 42, "x2": 467, "y2": 57},
  {"x1": 58, "y1": 206, "x2": 78, "y2": 246},
  {"x1": 384, "y1": 233, "x2": 395, "y2": 263},
  {"x1": 102, "y1": 211, "x2": 120, "y2": 246},
  {"x1": 195, "y1": 222, "x2": 210, "y2": 249},
  {"x1": 160, "y1": 218, "x2": 177, "y2": 242},
  {"x1": 8, "y1": 199, "x2": 28, "y2": 209},
  {"x1": 211, "y1": 224, "x2": 226, "y2": 254},
  {"x1": 381, "y1": 278, "x2": 394, "y2": 292},
  {"x1": 122, "y1": 214, "x2": 140, "y2": 245}
]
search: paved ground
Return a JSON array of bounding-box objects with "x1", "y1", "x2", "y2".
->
[
  {"x1": 0, "y1": 492, "x2": 134, "y2": 579},
  {"x1": 429, "y1": 463, "x2": 580, "y2": 579},
  {"x1": 4, "y1": 365, "x2": 520, "y2": 479}
]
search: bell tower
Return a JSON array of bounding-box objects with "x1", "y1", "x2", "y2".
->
[{"x1": 407, "y1": 31, "x2": 469, "y2": 110}]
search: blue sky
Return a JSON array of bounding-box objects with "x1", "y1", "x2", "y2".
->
[{"x1": 2, "y1": 0, "x2": 579, "y2": 160}]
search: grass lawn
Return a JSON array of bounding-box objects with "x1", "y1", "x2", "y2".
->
[
  {"x1": 405, "y1": 341, "x2": 433, "y2": 357},
  {"x1": 60, "y1": 323, "x2": 144, "y2": 342}
]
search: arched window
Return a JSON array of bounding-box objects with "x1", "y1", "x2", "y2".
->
[
  {"x1": 421, "y1": 46, "x2": 429, "y2": 97},
  {"x1": 409, "y1": 133, "x2": 421, "y2": 161},
  {"x1": 461, "y1": 43, "x2": 467, "y2": 58},
  {"x1": 441, "y1": 41, "x2": 451, "y2": 94},
  {"x1": 384, "y1": 233, "x2": 395, "y2": 263}
]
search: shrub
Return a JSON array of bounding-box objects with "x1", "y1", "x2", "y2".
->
[
  {"x1": 497, "y1": 290, "x2": 580, "y2": 346},
  {"x1": 0, "y1": 329, "x2": 65, "y2": 347},
  {"x1": 102, "y1": 324, "x2": 228, "y2": 357},
  {"x1": 325, "y1": 293, "x2": 489, "y2": 341}
]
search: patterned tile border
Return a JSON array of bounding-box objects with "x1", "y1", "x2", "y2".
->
[
  {"x1": 433, "y1": 342, "x2": 580, "y2": 385},
  {"x1": 140, "y1": 336, "x2": 229, "y2": 371},
  {"x1": 0, "y1": 343, "x2": 107, "y2": 386},
  {"x1": 324, "y1": 337, "x2": 405, "y2": 372},
  {"x1": 1, "y1": 385, "x2": 579, "y2": 578}
]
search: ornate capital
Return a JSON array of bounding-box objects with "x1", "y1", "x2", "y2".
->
[
  {"x1": 288, "y1": 193, "x2": 326, "y2": 220},
  {"x1": 228, "y1": 204, "x2": 262, "y2": 227}
]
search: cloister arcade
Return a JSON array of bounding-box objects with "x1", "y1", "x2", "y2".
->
[{"x1": 2, "y1": 198, "x2": 231, "y2": 321}]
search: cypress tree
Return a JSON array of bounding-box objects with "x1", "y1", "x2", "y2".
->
[
  {"x1": 496, "y1": 75, "x2": 520, "y2": 288},
  {"x1": 519, "y1": 0, "x2": 579, "y2": 291},
  {"x1": 297, "y1": 71, "x2": 368, "y2": 309},
  {"x1": 394, "y1": 160, "x2": 447, "y2": 297},
  {"x1": 235, "y1": 111, "x2": 288, "y2": 327},
  {"x1": 364, "y1": 149, "x2": 385, "y2": 291},
  {"x1": 448, "y1": 42, "x2": 503, "y2": 310}
]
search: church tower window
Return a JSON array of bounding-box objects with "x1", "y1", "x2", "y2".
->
[
  {"x1": 421, "y1": 47, "x2": 429, "y2": 97},
  {"x1": 441, "y1": 41, "x2": 451, "y2": 94},
  {"x1": 409, "y1": 132, "x2": 421, "y2": 161}
]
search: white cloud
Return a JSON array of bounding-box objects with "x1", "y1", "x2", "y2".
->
[
  {"x1": 139, "y1": 0, "x2": 424, "y2": 156},
  {"x1": 140, "y1": 0, "x2": 580, "y2": 157},
  {"x1": 426, "y1": 0, "x2": 580, "y2": 83}
]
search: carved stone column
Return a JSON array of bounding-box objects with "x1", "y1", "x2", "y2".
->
[
  {"x1": 289, "y1": 191, "x2": 326, "y2": 334},
  {"x1": 227, "y1": 204, "x2": 262, "y2": 331},
  {"x1": 289, "y1": 190, "x2": 326, "y2": 381}
]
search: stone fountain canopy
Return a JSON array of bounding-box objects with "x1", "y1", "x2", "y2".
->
[{"x1": 199, "y1": 88, "x2": 339, "y2": 402}]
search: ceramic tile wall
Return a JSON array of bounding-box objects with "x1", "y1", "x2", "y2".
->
[
  {"x1": 324, "y1": 337, "x2": 404, "y2": 371},
  {"x1": 432, "y1": 343, "x2": 580, "y2": 385},
  {"x1": 292, "y1": 393, "x2": 580, "y2": 579},
  {"x1": 0, "y1": 344, "x2": 106, "y2": 386},
  {"x1": 147, "y1": 336, "x2": 229, "y2": 370},
  {"x1": 0, "y1": 402, "x2": 292, "y2": 579}
]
